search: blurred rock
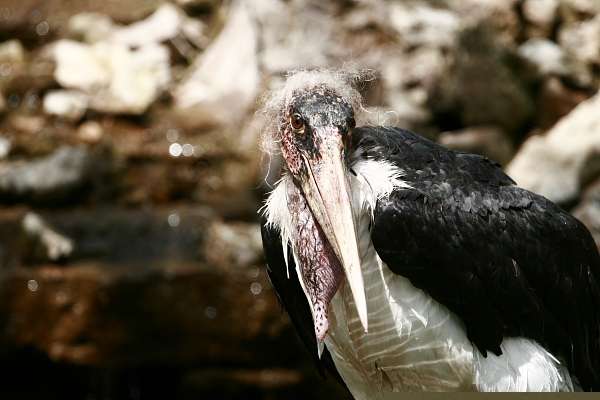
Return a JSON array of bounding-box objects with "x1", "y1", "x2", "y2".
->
[
  {"x1": 52, "y1": 40, "x2": 170, "y2": 115},
  {"x1": 69, "y1": 4, "x2": 206, "y2": 49},
  {"x1": 380, "y1": 50, "x2": 441, "y2": 131},
  {"x1": 385, "y1": 91, "x2": 432, "y2": 133},
  {"x1": 0, "y1": 40, "x2": 26, "y2": 90},
  {"x1": 451, "y1": 0, "x2": 521, "y2": 43},
  {"x1": 430, "y1": 26, "x2": 534, "y2": 135},
  {"x1": 180, "y1": 367, "x2": 351, "y2": 399},
  {"x1": 111, "y1": 3, "x2": 205, "y2": 48},
  {"x1": 43, "y1": 90, "x2": 88, "y2": 121},
  {"x1": 0, "y1": 208, "x2": 296, "y2": 367},
  {"x1": 507, "y1": 90, "x2": 600, "y2": 204},
  {"x1": 561, "y1": 0, "x2": 600, "y2": 16},
  {"x1": 536, "y1": 77, "x2": 588, "y2": 129},
  {"x1": 182, "y1": 368, "x2": 302, "y2": 394},
  {"x1": 51, "y1": 40, "x2": 111, "y2": 90},
  {"x1": 559, "y1": 15, "x2": 600, "y2": 68},
  {"x1": 22, "y1": 212, "x2": 74, "y2": 262},
  {"x1": 342, "y1": 2, "x2": 388, "y2": 32},
  {"x1": 68, "y1": 13, "x2": 115, "y2": 44},
  {"x1": 0, "y1": 39, "x2": 25, "y2": 65},
  {"x1": 174, "y1": 2, "x2": 259, "y2": 128},
  {"x1": 184, "y1": 368, "x2": 302, "y2": 392},
  {"x1": 522, "y1": 0, "x2": 559, "y2": 37},
  {"x1": 253, "y1": 0, "x2": 333, "y2": 74},
  {"x1": 0, "y1": 92, "x2": 5, "y2": 114},
  {"x1": 518, "y1": 38, "x2": 568, "y2": 76},
  {"x1": 8, "y1": 114, "x2": 45, "y2": 134},
  {"x1": 389, "y1": 2, "x2": 459, "y2": 49},
  {"x1": 203, "y1": 221, "x2": 263, "y2": 269},
  {"x1": 100, "y1": 113, "x2": 261, "y2": 216},
  {"x1": 77, "y1": 121, "x2": 104, "y2": 144},
  {"x1": 0, "y1": 0, "x2": 162, "y2": 42},
  {"x1": 179, "y1": 15, "x2": 209, "y2": 50},
  {"x1": 2, "y1": 48, "x2": 57, "y2": 95},
  {"x1": 376, "y1": 3, "x2": 460, "y2": 132},
  {"x1": 120, "y1": 154, "x2": 260, "y2": 218},
  {"x1": 573, "y1": 179, "x2": 600, "y2": 249},
  {"x1": 197, "y1": 152, "x2": 262, "y2": 219},
  {"x1": 385, "y1": 48, "x2": 447, "y2": 89},
  {"x1": 0, "y1": 146, "x2": 96, "y2": 204},
  {"x1": 174, "y1": 0, "x2": 220, "y2": 9},
  {"x1": 7, "y1": 255, "x2": 280, "y2": 364},
  {"x1": 439, "y1": 126, "x2": 514, "y2": 166},
  {"x1": 0, "y1": 136, "x2": 11, "y2": 159}
]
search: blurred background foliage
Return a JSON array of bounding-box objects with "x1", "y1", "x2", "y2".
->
[{"x1": 0, "y1": 0, "x2": 599, "y2": 398}]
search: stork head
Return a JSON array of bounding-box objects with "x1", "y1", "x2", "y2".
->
[
  {"x1": 278, "y1": 88, "x2": 356, "y2": 178},
  {"x1": 263, "y1": 70, "x2": 369, "y2": 342}
]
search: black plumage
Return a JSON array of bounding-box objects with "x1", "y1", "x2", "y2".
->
[{"x1": 261, "y1": 126, "x2": 600, "y2": 391}]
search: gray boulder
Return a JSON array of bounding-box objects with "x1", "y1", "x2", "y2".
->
[
  {"x1": 0, "y1": 146, "x2": 97, "y2": 204},
  {"x1": 506, "y1": 90, "x2": 600, "y2": 204}
]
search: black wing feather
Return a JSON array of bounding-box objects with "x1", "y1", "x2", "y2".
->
[{"x1": 354, "y1": 126, "x2": 600, "y2": 391}]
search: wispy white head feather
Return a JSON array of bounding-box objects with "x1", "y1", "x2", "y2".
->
[
  {"x1": 260, "y1": 174, "x2": 294, "y2": 277},
  {"x1": 259, "y1": 68, "x2": 374, "y2": 156}
]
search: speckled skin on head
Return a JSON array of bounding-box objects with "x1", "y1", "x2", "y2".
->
[{"x1": 279, "y1": 87, "x2": 355, "y2": 177}]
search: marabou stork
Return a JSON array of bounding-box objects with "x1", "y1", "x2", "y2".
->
[{"x1": 259, "y1": 69, "x2": 600, "y2": 394}]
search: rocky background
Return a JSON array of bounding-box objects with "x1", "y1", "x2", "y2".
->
[{"x1": 0, "y1": 0, "x2": 599, "y2": 398}]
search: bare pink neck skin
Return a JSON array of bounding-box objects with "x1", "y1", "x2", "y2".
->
[{"x1": 286, "y1": 180, "x2": 344, "y2": 341}]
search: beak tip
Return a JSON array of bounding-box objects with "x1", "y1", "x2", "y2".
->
[{"x1": 317, "y1": 341, "x2": 325, "y2": 359}]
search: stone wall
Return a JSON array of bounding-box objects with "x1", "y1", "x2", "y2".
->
[{"x1": 0, "y1": 0, "x2": 599, "y2": 398}]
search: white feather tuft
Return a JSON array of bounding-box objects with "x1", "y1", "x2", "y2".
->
[
  {"x1": 349, "y1": 156, "x2": 412, "y2": 219},
  {"x1": 474, "y1": 338, "x2": 574, "y2": 392},
  {"x1": 259, "y1": 68, "x2": 374, "y2": 156},
  {"x1": 260, "y1": 174, "x2": 294, "y2": 277}
]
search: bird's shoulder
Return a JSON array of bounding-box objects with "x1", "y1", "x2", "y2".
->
[
  {"x1": 353, "y1": 125, "x2": 567, "y2": 234},
  {"x1": 352, "y1": 125, "x2": 515, "y2": 190}
]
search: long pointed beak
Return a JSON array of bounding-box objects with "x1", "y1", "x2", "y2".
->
[{"x1": 298, "y1": 131, "x2": 368, "y2": 333}]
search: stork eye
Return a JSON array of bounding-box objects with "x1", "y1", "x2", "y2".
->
[{"x1": 290, "y1": 113, "x2": 304, "y2": 131}]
